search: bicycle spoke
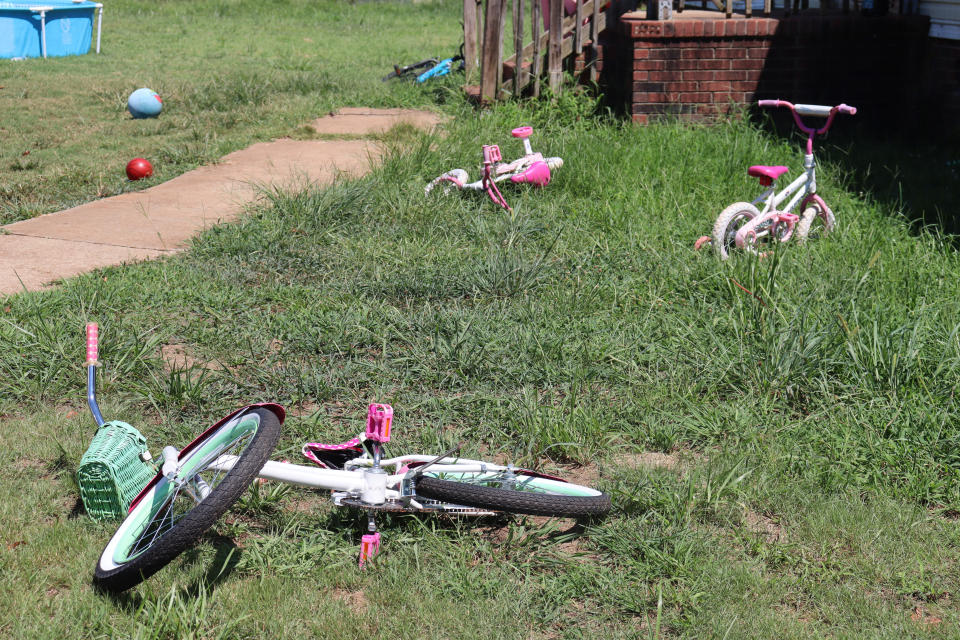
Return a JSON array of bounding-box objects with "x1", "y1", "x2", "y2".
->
[{"x1": 123, "y1": 431, "x2": 253, "y2": 561}]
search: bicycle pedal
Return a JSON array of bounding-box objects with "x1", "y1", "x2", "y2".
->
[
  {"x1": 483, "y1": 145, "x2": 502, "y2": 164},
  {"x1": 359, "y1": 532, "x2": 381, "y2": 568},
  {"x1": 365, "y1": 404, "x2": 393, "y2": 443}
]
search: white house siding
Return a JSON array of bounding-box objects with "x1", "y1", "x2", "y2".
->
[{"x1": 920, "y1": 0, "x2": 960, "y2": 39}]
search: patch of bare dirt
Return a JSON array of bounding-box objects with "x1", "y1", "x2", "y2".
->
[
  {"x1": 910, "y1": 604, "x2": 943, "y2": 627},
  {"x1": 288, "y1": 402, "x2": 321, "y2": 418},
  {"x1": 159, "y1": 343, "x2": 222, "y2": 372},
  {"x1": 12, "y1": 457, "x2": 45, "y2": 473},
  {"x1": 331, "y1": 589, "x2": 369, "y2": 614},
  {"x1": 744, "y1": 509, "x2": 784, "y2": 543}
]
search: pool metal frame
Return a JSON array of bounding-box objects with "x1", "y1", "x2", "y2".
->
[{"x1": 19, "y1": 2, "x2": 103, "y2": 58}]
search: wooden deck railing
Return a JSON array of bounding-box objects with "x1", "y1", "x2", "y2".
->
[{"x1": 464, "y1": 0, "x2": 611, "y2": 102}]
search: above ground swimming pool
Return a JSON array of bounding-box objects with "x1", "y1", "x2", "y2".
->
[{"x1": 0, "y1": 0, "x2": 103, "y2": 59}]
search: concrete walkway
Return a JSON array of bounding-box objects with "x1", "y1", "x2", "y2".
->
[{"x1": 0, "y1": 108, "x2": 444, "y2": 296}]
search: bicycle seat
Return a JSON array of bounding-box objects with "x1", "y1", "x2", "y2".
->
[
  {"x1": 511, "y1": 126, "x2": 533, "y2": 139},
  {"x1": 303, "y1": 437, "x2": 364, "y2": 469},
  {"x1": 748, "y1": 165, "x2": 789, "y2": 186},
  {"x1": 510, "y1": 160, "x2": 551, "y2": 187}
]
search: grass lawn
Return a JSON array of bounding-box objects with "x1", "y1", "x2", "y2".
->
[
  {"x1": 3, "y1": 1, "x2": 960, "y2": 638},
  {"x1": 0, "y1": 0, "x2": 464, "y2": 224}
]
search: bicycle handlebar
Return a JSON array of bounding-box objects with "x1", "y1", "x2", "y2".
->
[
  {"x1": 758, "y1": 100, "x2": 856, "y2": 117},
  {"x1": 758, "y1": 99, "x2": 855, "y2": 147},
  {"x1": 86, "y1": 322, "x2": 99, "y2": 366}
]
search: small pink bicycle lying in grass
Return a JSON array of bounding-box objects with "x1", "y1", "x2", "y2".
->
[
  {"x1": 80, "y1": 325, "x2": 609, "y2": 593},
  {"x1": 425, "y1": 126, "x2": 563, "y2": 210},
  {"x1": 695, "y1": 100, "x2": 856, "y2": 259}
]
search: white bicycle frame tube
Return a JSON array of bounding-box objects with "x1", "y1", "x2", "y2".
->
[
  {"x1": 752, "y1": 154, "x2": 816, "y2": 216},
  {"x1": 208, "y1": 454, "x2": 509, "y2": 497}
]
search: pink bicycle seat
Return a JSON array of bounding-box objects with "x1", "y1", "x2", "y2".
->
[
  {"x1": 511, "y1": 126, "x2": 533, "y2": 139},
  {"x1": 748, "y1": 165, "x2": 789, "y2": 186},
  {"x1": 510, "y1": 160, "x2": 551, "y2": 187}
]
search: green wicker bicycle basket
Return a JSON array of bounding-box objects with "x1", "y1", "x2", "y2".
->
[{"x1": 77, "y1": 421, "x2": 156, "y2": 521}]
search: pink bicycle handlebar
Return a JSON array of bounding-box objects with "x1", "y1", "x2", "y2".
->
[
  {"x1": 758, "y1": 99, "x2": 856, "y2": 151},
  {"x1": 757, "y1": 99, "x2": 788, "y2": 109},
  {"x1": 86, "y1": 323, "x2": 99, "y2": 366}
]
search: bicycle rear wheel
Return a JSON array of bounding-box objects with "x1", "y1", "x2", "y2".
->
[
  {"x1": 93, "y1": 407, "x2": 282, "y2": 592},
  {"x1": 711, "y1": 202, "x2": 760, "y2": 260},
  {"x1": 414, "y1": 469, "x2": 610, "y2": 517}
]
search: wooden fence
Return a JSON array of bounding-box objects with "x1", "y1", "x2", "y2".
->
[{"x1": 463, "y1": 0, "x2": 610, "y2": 102}]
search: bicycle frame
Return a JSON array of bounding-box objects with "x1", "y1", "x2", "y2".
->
[
  {"x1": 722, "y1": 100, "x2": 856, "y2": 253},
  {"x1": 425, "y1": 126, "x2": 562, "y2": 211},
  {"x1": 734, "y1": 153, "x2": 815, "y2": 249},
  {"x1": 209, "y1": 454, "x2": 511, "y2": 509}
]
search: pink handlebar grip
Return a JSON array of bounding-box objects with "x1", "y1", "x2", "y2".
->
[
  {"x1": 758, "y1": 99, "x2": 782, "y2": 108},
  {"x1": 86, "y1": 323, "x2": 99, "y2": 366},
  {"x1": 365, "y1": 403, "x2": 393, "y2": 443},
  {"x1": 837, "y1": 104, "x2": 857, "y2": 115}
]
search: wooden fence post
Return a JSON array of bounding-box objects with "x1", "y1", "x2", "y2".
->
[
  {"x1": 590, "y1": 0, "x2": 599, "y2": 82},
  {"x1": 513, "y1": 0, "x2": 525, "y2": 96},
  {"x1": 480, "y1": 0, "x2": 508, "y2": 101},
  {"x1": 532, "y1": 0, "x2": 542, "y2": 97},
  {"x1": 463, "y1": 0, "x2": 479, "y2": 78},
  {"x1": 548, "y1": 0, "x2": 562, "y2": 93}
]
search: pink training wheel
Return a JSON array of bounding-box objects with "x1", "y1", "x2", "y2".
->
[{"x1": 511, "y1": 126, "x2": 533, "y2": 139}]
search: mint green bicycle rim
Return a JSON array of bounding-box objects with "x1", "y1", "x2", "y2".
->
[{"x1": 106, "y1": 414, "x2": 260, "y2": 567}]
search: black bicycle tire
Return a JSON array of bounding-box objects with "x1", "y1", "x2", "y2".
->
[
  {"x1": 92, "y1": 407, "x2": 281, "y2": 592},
  {"x1": 414, "y1": 474, "x2": 610, "y2": 517}
]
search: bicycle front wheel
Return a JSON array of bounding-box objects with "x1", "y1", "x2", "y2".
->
[
  {"x1": 796, "y1": 196, "x2": 835, "y2": 243},
  {"x1": 93, "y1": 407, "x2": 282, "y2": 592},
  {"x1": 415, "y1": 470, "x2": 610, "y2": 517}
]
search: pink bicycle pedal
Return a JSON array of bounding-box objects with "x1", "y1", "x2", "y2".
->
[
  {"x1": 359, "y1": 532, "x2": 381, "y2": 568},
  {"x1": 483, "y1": 145, "x2": 502, "y2": 164},
  {"x1": 365, "y1": 403, "x2": 393, "y2": 443}
]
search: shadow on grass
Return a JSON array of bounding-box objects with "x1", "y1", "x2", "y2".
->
[{"x1": 95, "y1": 534, "x2": 242, "y2": 606}]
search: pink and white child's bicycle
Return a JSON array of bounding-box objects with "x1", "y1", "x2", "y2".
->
[
  {"x1": 695, "y1": 100, "x2": 856, "y2": 259},
  {"x1": 84, "y1": 326, "x2": 609, "y2": 593},
  {"x1": 425, "y1": 126, "x2": 563, "y2": 211}
]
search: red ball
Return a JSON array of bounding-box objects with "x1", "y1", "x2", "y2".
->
[{"x1": 125, "y1": 158, "x2": 153, "y2": 181}]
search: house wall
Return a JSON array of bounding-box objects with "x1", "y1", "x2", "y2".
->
[
  {"x1": 616, "y1": 14, "x2": 932, "y2": 127},
  {"x1": 919, "y1": 0, "x2": 960, "y2": 39}
]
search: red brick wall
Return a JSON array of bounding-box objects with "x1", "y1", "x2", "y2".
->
[{"x1": 618, "y1": 15, "x2": 930, "y2": 125}]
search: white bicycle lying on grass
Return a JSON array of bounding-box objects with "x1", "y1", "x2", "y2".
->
[{"x1": 80, "y1": 325, "x2": 610, "y2": 593}]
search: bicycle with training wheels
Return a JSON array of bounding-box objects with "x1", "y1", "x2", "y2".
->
[
  {"x1": 425, "y1": 126, "x2": 563, "y2": 211},
  {"x1": 695, "y1": 100, "x2": 856, "y2": 259},
  {"x1": 81, "y1": 325, "x2": 610, "y2": 593}
]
